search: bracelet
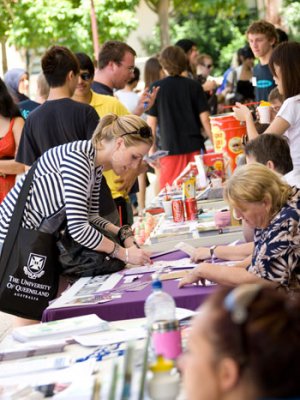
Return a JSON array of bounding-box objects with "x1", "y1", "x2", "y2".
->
[
  {"x1": 109, "y1": 243, "x2": 120, "y2": 259},
  {"x1": 125, "y1": 248, "x2": 129, "y2": 264},
  {"x1": 118, "y1": 225, "x2": 134, "y2": 245}
]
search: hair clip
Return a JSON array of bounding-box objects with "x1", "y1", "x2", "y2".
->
[{"x1": 224, "y1": 284, "x2": 262, "y2": 324}]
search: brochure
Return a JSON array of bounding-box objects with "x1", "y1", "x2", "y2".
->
[{"x1": 12, "y1": 314, "x2": 109, "y2": 343}]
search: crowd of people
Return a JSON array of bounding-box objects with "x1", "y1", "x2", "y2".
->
[{"x1": 0, "y1": 16, "x2": 300, "y2": 398}]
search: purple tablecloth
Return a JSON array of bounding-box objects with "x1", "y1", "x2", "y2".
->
[{"x1": 42, "y1": 250, "x2": 217, "y2": 322}]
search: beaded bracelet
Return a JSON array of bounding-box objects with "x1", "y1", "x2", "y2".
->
[{"x1": 118, "y1": 225, "x2": 134, "y2": 245}]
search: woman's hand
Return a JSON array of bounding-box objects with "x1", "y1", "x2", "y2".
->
[
  {"x1": 191, "y1": 247, "x2": 210, "y2": 263},
  {"x1": 233, "y1": 102, "x2": 253, "y2": 122},
  {"x1": 127, "y1": 246, "x2": 151, "y2": 265},
  {"x1": 178, "y1": 263, "x2": 209, "y2": 288}
]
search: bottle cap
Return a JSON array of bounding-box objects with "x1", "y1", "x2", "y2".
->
[
  {"x1": 151, "y1": 279, "x2": 162, "y2": 290},
  {"x1": 149, "y1": 355, "x2": 174, "y2": 373}
]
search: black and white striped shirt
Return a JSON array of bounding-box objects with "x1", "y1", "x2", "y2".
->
[{"x1": 0, "y1": 140, "x2": 109, "y2": 249}]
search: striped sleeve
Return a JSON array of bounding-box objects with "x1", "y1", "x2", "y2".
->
[{"x1": 60, "y1": 146, "x2": 103, "y2": 249}]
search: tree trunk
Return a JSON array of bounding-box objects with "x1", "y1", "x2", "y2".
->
[
  {"x1": 158, "y1": 0, "x2": 170, "y2": 49},
  {"x1": 265, "y1": 0, "x2": 282, "y2": 26},
  {"x1": 1, "y1": 38, "x2": 8, "y2": 74},
  {"x1": 90, "y1": 0, "x2": 99, "y2": 62}
]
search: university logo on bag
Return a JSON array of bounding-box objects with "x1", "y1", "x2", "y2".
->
[{"x1": 24, "y1": 253, "x2": 46, "y2": 279}]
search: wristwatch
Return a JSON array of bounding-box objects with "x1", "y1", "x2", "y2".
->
[{"x1": 210, "y1": 245, "x2": 217, "y2": 259}]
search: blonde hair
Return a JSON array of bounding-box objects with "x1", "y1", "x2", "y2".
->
[
  {"x1": 91, "y1": 113, "x2": 153, "y2": 148},
  {"x1": 224, "y1": 163, "x2": 293, "y2": 216}
]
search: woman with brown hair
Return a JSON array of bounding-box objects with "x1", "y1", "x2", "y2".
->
[
  {"x1": 234, "y1": 41, "x2": 300, "y2": 169},
  {"x1": 179, "y1": 284, "x2": 300, "y2": 399}
]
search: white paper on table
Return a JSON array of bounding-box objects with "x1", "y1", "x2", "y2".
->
[
  {"x1": 175, "y1": 307, "x2": 196, "y2": 320},
  {"x1": 0, "y1": 358, "x2": 95, "y2": 385},
  {"x1": 73, "y1": 327, "x2": 147, "y2": 347},
  {"x1": 125, "y1": 258, "x2": 196, "y2": 276},
  {"x1": 47, "y1": 273, "x2": 123, "y2": 310}
]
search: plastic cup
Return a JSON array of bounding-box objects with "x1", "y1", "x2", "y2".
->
[{"x1": 257, "y1": 105, "x2": 271, "y2": 124}]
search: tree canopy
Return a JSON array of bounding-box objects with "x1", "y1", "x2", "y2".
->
[{"x1": 0, "y1": 0, "x2": 139, "y2": 71}]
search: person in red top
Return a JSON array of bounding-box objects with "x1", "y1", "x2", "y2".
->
[{"x1": 0, "y1": 78, "x2": 25, "y2": 202}]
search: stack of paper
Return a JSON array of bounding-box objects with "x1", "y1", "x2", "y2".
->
[{"x1": 12, "y1": 314, "x2": 109, "y2": 343}]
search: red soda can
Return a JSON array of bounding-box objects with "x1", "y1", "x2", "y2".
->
[
  {"x1": 185, "y1": 198, "x2": 198, "y2": 220},
  {"x1": 172, "y1": 200, "x2": 185, "y2": 222}
]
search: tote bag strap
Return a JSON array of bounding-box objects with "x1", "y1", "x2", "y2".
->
[{"x1": 0, "y1": 161, "x2": 38, "y2": 279}]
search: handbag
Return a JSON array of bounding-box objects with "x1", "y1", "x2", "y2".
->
[
  {"x1": 57, "y1": 227, "x2": 125, "y2": 279},
  {"x1": 0, "y1": 163, "x2": 61, "y2": 320}
]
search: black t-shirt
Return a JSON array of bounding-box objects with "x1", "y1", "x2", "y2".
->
[
  {"x1": 19, "y1": 99, "x2": 40, "y2": 119},
  {"x1": 91, "y1": 81, "x2": 114, "y2": 96},
  {"x1": 253, "y1": 63, "x2": 276, "y2": 102},
  {"x1": 147, "y1": 76, "x2": 209, "y2": 155},
  {"x1": 16, "y1": 98, "x2": 99, "y2": 165}
]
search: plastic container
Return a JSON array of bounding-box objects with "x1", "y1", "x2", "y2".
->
[
  {"x1": 147, "y1": 355, "x2": 180, "y2": 400},
  {"x1": 210, "y1": 113, "x2": 246, "y2": 177},
  {"x1": 144, "y1": 274, "x2": 182, "y2": 360},
  {"x1": 144, "y1": 274, "x2": 176, "y2": 327}
]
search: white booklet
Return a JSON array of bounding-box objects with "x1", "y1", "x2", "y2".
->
[
  {"x1": 12, "y1": 314, "x2": 109, "y2": 343},
  {"x1": 47, "y1": 273, "x2": 123, "y2": 310}
]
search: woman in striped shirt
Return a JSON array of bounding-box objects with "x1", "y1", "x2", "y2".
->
[{"x1": 0, "y1": 113, "x2": 153, "y2": 266}]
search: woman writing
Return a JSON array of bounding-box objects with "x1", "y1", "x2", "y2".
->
[
  {"x1": 0, "y1": 78, "x2": 25, "y2": 203},
  {"x1": 233, "y1": 41, "x2": 300, "y2": 169},
  {"x1": 0, "y1": 113, "x2": 152, "y2": 264},
  {"x1": 179, "y1": 284, "x2": 300, "y2": 399},
  {"x1": 179, "y1": 163, "x2": 300, "y2": 289}
]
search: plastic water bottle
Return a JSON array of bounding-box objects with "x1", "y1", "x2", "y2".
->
[
  {"x1": 144, "y1": 273, "x2": 176, "y2": 326},
  {"x1": 144, "y1": 274, "x2": 182, "y2": 359}
]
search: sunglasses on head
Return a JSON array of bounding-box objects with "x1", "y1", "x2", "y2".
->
[
  {"x1": 80, "y1": 72, "x2": 92, "y2": 81},
  {"x1": 121, "y1": 126, "x2": 152, "y2": 139},
  {"x1": 223, "y1": 284, "x2": 262, "y2": 367}
]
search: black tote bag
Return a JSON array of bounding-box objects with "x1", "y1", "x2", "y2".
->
[
  {"x1": 57, "y1": 227, "x2": 125, "y2": 279},
  {"x1": 0, "y1": 163, "x2": 60, "y2": 320}
]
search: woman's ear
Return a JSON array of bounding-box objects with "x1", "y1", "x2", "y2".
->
[
  {"x1": 114, "y1": 137, "x2": 124, "y2": 150},
  {"x1": 217, "y1": 357, "x2": 240, "y2": 392},
  {"x1": 262, "y1": 194, "x2": 272, "y2": 212}
]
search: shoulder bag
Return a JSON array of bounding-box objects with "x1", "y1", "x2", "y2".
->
[{"x1": 0, "y1": 163, "x2": 61, "y2": 320}]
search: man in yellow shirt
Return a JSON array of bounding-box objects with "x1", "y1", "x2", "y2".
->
[{"x1": 73, "y1": 52, "x2": 144, "y2": 225}]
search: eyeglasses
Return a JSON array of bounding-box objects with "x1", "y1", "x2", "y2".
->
[
  {"x1": 121, "y1": 126, "x2": 152, "y2": 139},
  {"x1": 223, "y1": 284, "x2": 262, "y2": 367},
  {"x1": 80, "y1": 72, "x2": 92, "y2": 81}
]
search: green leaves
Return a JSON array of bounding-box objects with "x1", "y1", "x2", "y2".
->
[{"x1": 0, "y1": 0, "x2": 139, "y2": 55}]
